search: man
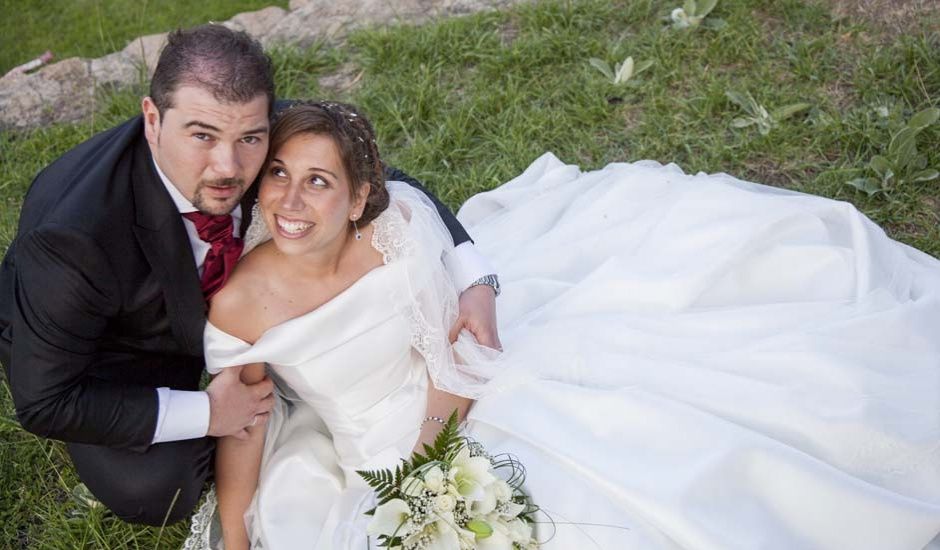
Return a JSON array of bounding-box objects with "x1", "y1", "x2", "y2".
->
[{"x1": 0, "y1": 24, "x2": 500, "y2": 526}]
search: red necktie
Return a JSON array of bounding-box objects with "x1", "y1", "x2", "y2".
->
[{"x1": 182, "y1": 212, "x2": 244, "y2": 302}]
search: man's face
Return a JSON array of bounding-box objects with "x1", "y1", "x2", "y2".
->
[{"x1": 142, "y1": 86, "x2": 270, "y2": 215}]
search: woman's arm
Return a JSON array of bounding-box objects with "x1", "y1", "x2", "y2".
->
[
  {"x1": 413, "y1": 380, "x2": 474, "y2": 453},
  {"x1": 215, "y1": 362, "x2": 267, "y2": 550}
]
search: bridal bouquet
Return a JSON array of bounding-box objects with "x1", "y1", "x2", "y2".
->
[{"x1": 358, "y1": 412, "x2": 540, "y2": 550}]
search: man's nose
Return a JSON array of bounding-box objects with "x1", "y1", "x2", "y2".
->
[{"x1": 211, "y1": 144, "x2": 240, "y2": 179}]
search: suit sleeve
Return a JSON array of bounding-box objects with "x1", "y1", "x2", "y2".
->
[
  {"x1": 383, "y1": 165, "x2": 472, "y2": 246},
  {"x1": 9, "y1": 225, "x2": 158, "y2": 452}
]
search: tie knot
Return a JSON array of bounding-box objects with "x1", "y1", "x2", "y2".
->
[{"x1": 183, "y1": 211, "x2": 234, "y2": 244}]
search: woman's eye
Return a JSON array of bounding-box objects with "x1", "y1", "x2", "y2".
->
[
  {"x1": 270, "y1": 167, "x2": 286, "y2": 178},
  {"x1": 309, "y1": 176, "x2": 329, "y2": 188}
]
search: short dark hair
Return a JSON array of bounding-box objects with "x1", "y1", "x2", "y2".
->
[
  {"x1": 150, "y1": 24, "x2": 275, "y2": 115},
  {"x1": 267, "y1": 102, "x2": 389, "y2": 226}
]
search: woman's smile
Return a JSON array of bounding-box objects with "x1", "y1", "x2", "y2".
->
[{"x1": 273, "y1": 214, "x2": 315, "y2": 239}]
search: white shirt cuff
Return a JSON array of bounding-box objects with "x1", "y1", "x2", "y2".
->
[
  {"x1": 151, "y1": 387, "x2": 211, "y2": 443},
  {"x1": 444, "y1": 242, "x2": 497, "y2": 292}
]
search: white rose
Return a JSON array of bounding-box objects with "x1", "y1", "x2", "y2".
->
[
  {"x1": 423, "y1": 465, "x2": 446, "y2": 494},
  {"x1": 434, "y1": 494, "x2": 457, "y2": 512}
]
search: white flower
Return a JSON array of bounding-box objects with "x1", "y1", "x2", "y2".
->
[
  {"x1": 471, "y1": 483, "x2": 498, "y2": 516},
  {"x1": 474, "y1": 524, "x2": 513, "y2": 550},
  {"x1": 671, "y1": 7, "x2": 691, "y2": 27},
  {"x1": 367, "y1": 499, "x2": 411, "y2": 537},
  {"x1": 434, "y1": 494, "x2": 457, "y2": 513},
  {"x1": 405, "y1": 512, "x2": 474, "y2": 550},
  {"x1": 492, "y1": 480, "x2": 512, "y2": 502},
  {"x1": 423, "y1": 465, "x2": 447, "y2": 494},
  {"x1": 499, "y1": 499, "x2": 526, "y2": 519},
  {"x1": 449, "y1": 446, "x2": 496, "y2": 501},
  {"x1": 506, "y1": 518, "x2": 533, "y2": 543}
]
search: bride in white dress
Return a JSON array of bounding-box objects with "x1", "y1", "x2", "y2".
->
[{"x1": 189, "y1": 102, "x2": 940, "y2": 550}]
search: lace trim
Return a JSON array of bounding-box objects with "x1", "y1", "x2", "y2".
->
[
  {"x1": 242, "y1": 202, "x2": 272, "y2": 258},
  {"x1": 370, "y1": 201, "x2": 447, "y2": 380},
  {"x1": 181, "y1": 486, "x2": 218, "y2": 550},
  {"x1": 370, "y1": 206, "x2": 413, "y2": 265}
]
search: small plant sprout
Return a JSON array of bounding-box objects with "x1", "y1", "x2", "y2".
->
[
  {"x1": 671, "y1": 0, "x2": 723, "y2": 29},
  {"x1": 726, "y1": 90, "x2": 811, "y2": 136},
  {"x1": 847, "y1": 107, "x2": 940, "y2": 196},
  {"x1": 589, "y1": 55, "x2": 654, "y2": 86}
]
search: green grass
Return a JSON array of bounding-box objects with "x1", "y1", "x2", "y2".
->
[
  {"x1": 1, "y1": 0, "x2": 939, "y2": 547},
  {"x1": 0, "y1": 0, "x2": 287, "y2": 75}
]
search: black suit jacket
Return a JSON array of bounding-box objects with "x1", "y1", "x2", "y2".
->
[{"x1": 0, "y1": 115, "x2": 470, "y2": 452}]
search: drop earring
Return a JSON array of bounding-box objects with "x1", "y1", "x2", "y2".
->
[{"x1": 352, "y1": 216, "x2": 362, "y2": 240}]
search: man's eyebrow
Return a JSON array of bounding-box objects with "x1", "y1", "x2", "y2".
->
[
  {"x1": 181, "y1": 121, "x2": 268, "y2": 136},
  {"x1": 183, "y1": 120, "x2": 221, "y2": 132}
]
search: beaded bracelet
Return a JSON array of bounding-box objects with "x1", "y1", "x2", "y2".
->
[{"x1": 423, "y1": 415, "x2": 447, "y2": 427}]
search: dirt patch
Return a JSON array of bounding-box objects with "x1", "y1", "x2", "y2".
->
[
  {"x1": 821, "y1": 0, "x2": 940, "y2": 37},
  {"x1": 317, "y1": 63, "x2": 364, "y2": 96}
]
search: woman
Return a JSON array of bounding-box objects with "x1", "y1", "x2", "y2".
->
[{"x1": 187, "y1": 101, "x2": 940, "y2": 550}]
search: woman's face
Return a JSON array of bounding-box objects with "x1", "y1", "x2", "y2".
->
[{"x1": 259, "y1": 132, "x2": 366, "y2": 257}]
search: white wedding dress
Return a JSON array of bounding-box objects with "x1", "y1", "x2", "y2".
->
[{"x1": 185, "y1": 154, "x2": 940, "y2": 550}]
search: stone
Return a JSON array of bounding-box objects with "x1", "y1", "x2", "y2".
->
[
  {"x1": 225, "y1": 6, "x2": 288, "y2": 43},
  {"x1": 0, "y1": 0, "x2": 527, "y2": 130},
  {"x1": 90, "y1": 51, "x2": 140, "y2": 91},
  {"x1": 121, "y1": 32, "x2": 168, "y2": 78},
  {"x1": 0, "y1": 57, "x2": 95, "y2": 129}
]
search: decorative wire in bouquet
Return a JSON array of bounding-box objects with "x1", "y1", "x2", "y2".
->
[{"x1": 358, "y1": 411, "x2": 540, "y2": 549}]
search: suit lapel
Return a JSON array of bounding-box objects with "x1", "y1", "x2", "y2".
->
[{"x1": 130, "y1": 136, "x2": 206, "y2": 357}]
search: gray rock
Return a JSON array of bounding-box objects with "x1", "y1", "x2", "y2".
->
[
  {"x1": 225, "y1": 6, "x2": 289, "y2": 43},
  {"x1": 0, "y1": 57, "x2": 95, "y2": 130},
  {"x1": 90, "y1": 51, "x2": 140, "y2": 91},
  {"x1": 0, "y1": 0, "x2": 525, "y2": 130},
  {"x1": 121, "y1": 32, "x2": 168, "y2": 78},
  {"x1": 264, "y1": 0, "x2": 517, "y2": 48}
]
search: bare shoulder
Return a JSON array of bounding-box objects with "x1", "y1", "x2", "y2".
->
[{"x1": 207, "y1": 244, "x2": 275, "y2": 342}]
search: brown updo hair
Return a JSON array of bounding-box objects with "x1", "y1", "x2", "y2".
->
[{"x1": 266, "y1": 101, "x2": 389, "y2": 225}]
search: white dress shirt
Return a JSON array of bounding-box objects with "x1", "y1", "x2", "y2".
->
[{"x1": 150, "y1": 161, "x2": 496, "y2": 444}]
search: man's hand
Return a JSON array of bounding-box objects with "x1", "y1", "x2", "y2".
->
[
  {"x1": 205, "y1": 366, "x2": 275, "y2": 440},
  {"x1": 449, "y1": 284, "x2": 502, "y2": 350}
]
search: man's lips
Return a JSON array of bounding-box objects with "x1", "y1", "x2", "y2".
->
[{"x1": 204, "y1": 185, "x2": 239, "y2": 199}]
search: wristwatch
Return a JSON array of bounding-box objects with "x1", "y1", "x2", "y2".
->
[{"x1": 469, "y1": 274, "x2": 501, "y2": 297}]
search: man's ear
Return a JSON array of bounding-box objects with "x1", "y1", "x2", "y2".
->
[{"x1": 141, "y1": 97, "x2": 161, "y2": 146}]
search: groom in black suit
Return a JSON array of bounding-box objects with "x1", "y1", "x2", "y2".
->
[{"x1": 0, "y1": 24, "x2": 499, "y2": 525}]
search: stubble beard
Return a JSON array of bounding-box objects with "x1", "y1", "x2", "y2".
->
[{"x1": 192, "y1": 178, "x2": 246, "y2": 216}]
